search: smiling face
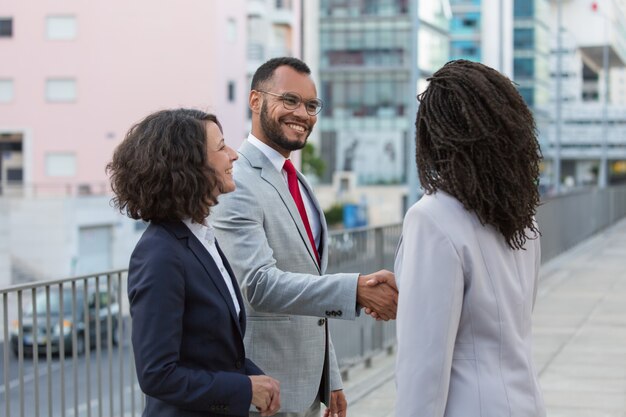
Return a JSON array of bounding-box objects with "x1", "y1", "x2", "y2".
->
[
  {"x1": 250, "y1": 65, "x2": 318, "y2": 157},
  {"x1": 205, "y1": 121, "x2": 238, "y2": 196}
]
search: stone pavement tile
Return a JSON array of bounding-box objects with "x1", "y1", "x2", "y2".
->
[
  {"x1": 323, "y1": 350, "x2": 397, "y2": 417},
  {"x1": 540, "y1": 374, "x2": 626, "y2": 393},
  {"x1": 534, "y1": 296, "x2": 599, "y2": 314},
  {"x1": 541, "y1": 388, "x2": 625, "y2": 412},
  {"x1": 533, "y1": 312, "x2": 591, "y2": 328},
  {"x1": 551, "y1": 350, "x2": 626, "y2": 366},
  {"x1": 544, "y1": 407, "x2": 624, "y2": 417},
  {"x1": 347, "y1": 379, "x2": 396, "y2": 417},
  {"x1": 543, "y1": 362, "x2": 626, "y2": 379},
  {"x1": 571, "y1": 327, "x2": 626, "y2": 347}
]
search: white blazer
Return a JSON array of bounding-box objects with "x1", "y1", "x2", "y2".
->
[{"x1": 395, "y1": 192, "x2": 545, "y2": 417}]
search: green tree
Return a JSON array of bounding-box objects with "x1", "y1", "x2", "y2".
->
[
  {"x1": 301, "y1": 142, "x2": 325, "y2": 178},
  {"x1": 323, "y1": 203, "x2": 344, "y2": 226}
]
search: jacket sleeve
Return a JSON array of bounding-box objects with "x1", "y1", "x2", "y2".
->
[
  {"x1": 245, "y1": 358, "x2": 264, "y2": 376},
  {"x1": 394, "y1": 207, "x2": 464, "y2": 417},
  {"x1": 212, "y1": 176, "x2": 360, "y2": 320},
  {"x1": 128, "y1": 232, "x2": 253, "y2": 416}
]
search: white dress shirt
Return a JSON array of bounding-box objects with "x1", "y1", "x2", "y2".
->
[
  {"x1": 182, "y1": 218, "x2": 241, "y2": 316},
  {"x1": 247, "y1": 133, "x2": 321, "y2": 249}
]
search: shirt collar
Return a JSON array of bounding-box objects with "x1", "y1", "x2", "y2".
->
[
  {"x1": 247, "y1": 133, "x2": 289, "y2": 174},
  {"x1": 182, "y1": 218, "x2": 215, "y2": 245}
]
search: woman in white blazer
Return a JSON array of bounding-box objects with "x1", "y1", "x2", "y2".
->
[{"x1": 395, "y1": 60, "x2": 546, "y2": 417}]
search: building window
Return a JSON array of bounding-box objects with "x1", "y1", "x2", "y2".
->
[
  {"x1": 514, "y1": 58, "x2": 534, "y2": 79},
  {"x1": 514, "y1": 28, "x2": 534, "y2": 49},
  {"x1": 46, "y1": 78, "x2": 77, "y2": 102},
  {"x1": 7, "y1": 168, "x2": 23, "y2": 181},
  {"x1": 0, "y1": 18, "x2": 12, "y2": 37},
  {"x1": 226, "y1": 18, "x2": 236, "y2": 43},
  {"x1": 0, "y1": 79, "x2": 14, "y2": 103},
  {"x1": 514, "y1": 0, "x2": 534, "y2": 17},
  {"x1": 518, "y1": 87, "x2": 534, "y2": 107},
  {"x1": 450, "y1": 40, "x2": 480, "y2": 60},
  {"x1": 227, "y1": 81, "x2": 236, "y2": 102},
  {"x1": 451, "y1": 13, "x2": 480, "y2": 33},
  {"x1": 45, "y1": 152, "x2": 76, "y2": 177},
  {"x1": 276, "y1": 0, "x2": 292, "y2": 9},
  {"x1": 46, "y1": 15, "x2": 77, "y2": 40}
]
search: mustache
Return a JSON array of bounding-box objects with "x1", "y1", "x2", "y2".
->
[{"x1": 281, "y1": 117, "x2": 311, "y2": 129}]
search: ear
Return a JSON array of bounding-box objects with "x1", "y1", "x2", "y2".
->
[{"x1": 249, "y1": 90, "x2": 262, "y2": 115}]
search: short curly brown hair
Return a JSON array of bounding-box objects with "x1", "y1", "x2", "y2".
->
[
  {"x1": 107, "y1": 109, "x2": 220, "y2": 223},
  {"x1": 416, "y1": 60, "x2": 541, "y2": 250}
]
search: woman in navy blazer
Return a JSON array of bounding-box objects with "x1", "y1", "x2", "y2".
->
[{"x1": 107, "y1": 109, "x2": 280, "y2": 417}]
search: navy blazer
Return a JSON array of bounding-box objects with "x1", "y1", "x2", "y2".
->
[{"x1": 128, "y1": 220, "x2": 263, "y2": 417}]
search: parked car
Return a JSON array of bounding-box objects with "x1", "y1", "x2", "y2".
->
[{"x1": 10, "y1": 284, "x2": 120, "y2": 357}]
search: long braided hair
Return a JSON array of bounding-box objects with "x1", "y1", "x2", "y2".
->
[{"x1": 415, "y1": 60, "x2": 541, "y2": 250}]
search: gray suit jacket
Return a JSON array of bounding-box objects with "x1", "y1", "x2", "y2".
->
[
  {"x1": 395, "y1": 192, "x2": 545, "y2": 417},
  {"x1": 212, "y1": 140, "x2": 360, "y2": 413}
]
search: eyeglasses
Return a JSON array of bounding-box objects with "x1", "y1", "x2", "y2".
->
[{"x1": 256, "y1": 90, "x2": 324, "y2": 116}]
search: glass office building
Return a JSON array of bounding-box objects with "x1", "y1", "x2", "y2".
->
[
  {"x1": 317, "y1": 0, "x2": 450, "y2": 185},
  {"x1": 513, "y1": 0, "x2": 551, "y2": 111}
]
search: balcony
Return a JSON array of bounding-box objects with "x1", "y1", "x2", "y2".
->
[{"x1": 248, "y1": 0, "x2": 268, "y2": 17}]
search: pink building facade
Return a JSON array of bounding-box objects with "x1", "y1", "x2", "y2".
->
[
  {"x1": 0, "y1": 0, "x2": 249, "y2": 192},
  {"x1": 0, "y1": 0, "x2": 303, "y2": 285}
]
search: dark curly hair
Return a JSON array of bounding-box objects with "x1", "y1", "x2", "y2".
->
[
  {"x1": 415, "y1": 60, "x2": 541, "y2": 250},
  {"x1": 251, "y1": 57, "x2": 311, "y2": 90},
  {"x1": 107, "y1": 109, "x2": 220, "y2": 224}
]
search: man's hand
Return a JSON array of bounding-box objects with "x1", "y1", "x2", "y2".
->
[
  {"x1": 363, "y1": 271, "x2": 398, "y2": 320},
  {"x1": 356, "y1": 270, "x2": 398, "y2": 321},
  {"x1": 249, "y1": 375, "x2": 281, "y2": 416},
  {"x1": 323, "y1": 389, "x2": 348, "y2": 417}
]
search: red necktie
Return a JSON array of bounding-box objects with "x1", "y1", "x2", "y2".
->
[{"x1": 283, "y1": 159, "x2": 320, "y2": 265}]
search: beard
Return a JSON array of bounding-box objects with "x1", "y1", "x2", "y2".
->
[{"x1": 260, "y1": 101, "x2": 311, "y2": 152}]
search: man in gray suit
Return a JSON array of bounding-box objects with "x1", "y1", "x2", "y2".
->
[{"x1": 212, "y1": 57, "x2": 397, "y2": 417}]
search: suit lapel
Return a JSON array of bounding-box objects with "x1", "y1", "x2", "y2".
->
[
  {"x1": 296, "y1": 169, "x2": 329, "y2": 271},
  {"x1": 216, "y1": 240, "x2": 245, "y2": 335},
  {"x1": 240, "y1": 141, "x2": 321, "y2": 272},
  {"x1": 164, "y1": 221, "x2": 242, "y2": 332}
]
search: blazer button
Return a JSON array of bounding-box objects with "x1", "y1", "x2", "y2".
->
[
  {"x1": 318, "y1": 318, "x2": 326, "y2": 326},
  {"x1": 235, "y1": 360, "x2": 243, "y2": 369}
]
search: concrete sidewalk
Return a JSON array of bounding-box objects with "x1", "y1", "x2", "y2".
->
[{"x1": 337, "y1": 217, "x2": 626, "y2": 417}]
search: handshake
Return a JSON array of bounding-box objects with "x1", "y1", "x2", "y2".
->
[{"x1": 356, "y1": 270, "x2": 398, "y2": 321}]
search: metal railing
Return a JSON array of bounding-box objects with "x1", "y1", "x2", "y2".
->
[
  {"x1": 0, "y1": 224, "x2": 402, "y2": 417},
  {"x1": 537, "y1": 185, "x2": 626, "y2": 262},
  {"x1": 2, "y1": 185, "x2": 625, "y2": 416},
  {"x1": 0, "y1": 181, "x2": 110, "y2": 198},
  {"x1": 327, "y1": 224, "x2": 402, "y2": 371},
  {"x1": 1, "y1": 272, "x2": 141, "y2": 417}
]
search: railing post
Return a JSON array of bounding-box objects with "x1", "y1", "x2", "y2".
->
[{"x1": 375, "y1": 227, "x2": 384, "y2": 270}]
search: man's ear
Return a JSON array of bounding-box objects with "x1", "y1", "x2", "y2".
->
[{"x1": 249, "y1": 90, "x2": 261, "y2": 115}]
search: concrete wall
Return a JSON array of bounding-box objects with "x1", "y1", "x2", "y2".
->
[
  {"x1": 2, "y1": 196, "x2": 142, "y2": 283},
  {"x1": 0, "y1": 200, "x2": 10, "y2": 287}
]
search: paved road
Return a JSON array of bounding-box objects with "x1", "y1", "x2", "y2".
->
[{"x1": 334, "y1": 218, "x2": 626, "y2": 417}]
